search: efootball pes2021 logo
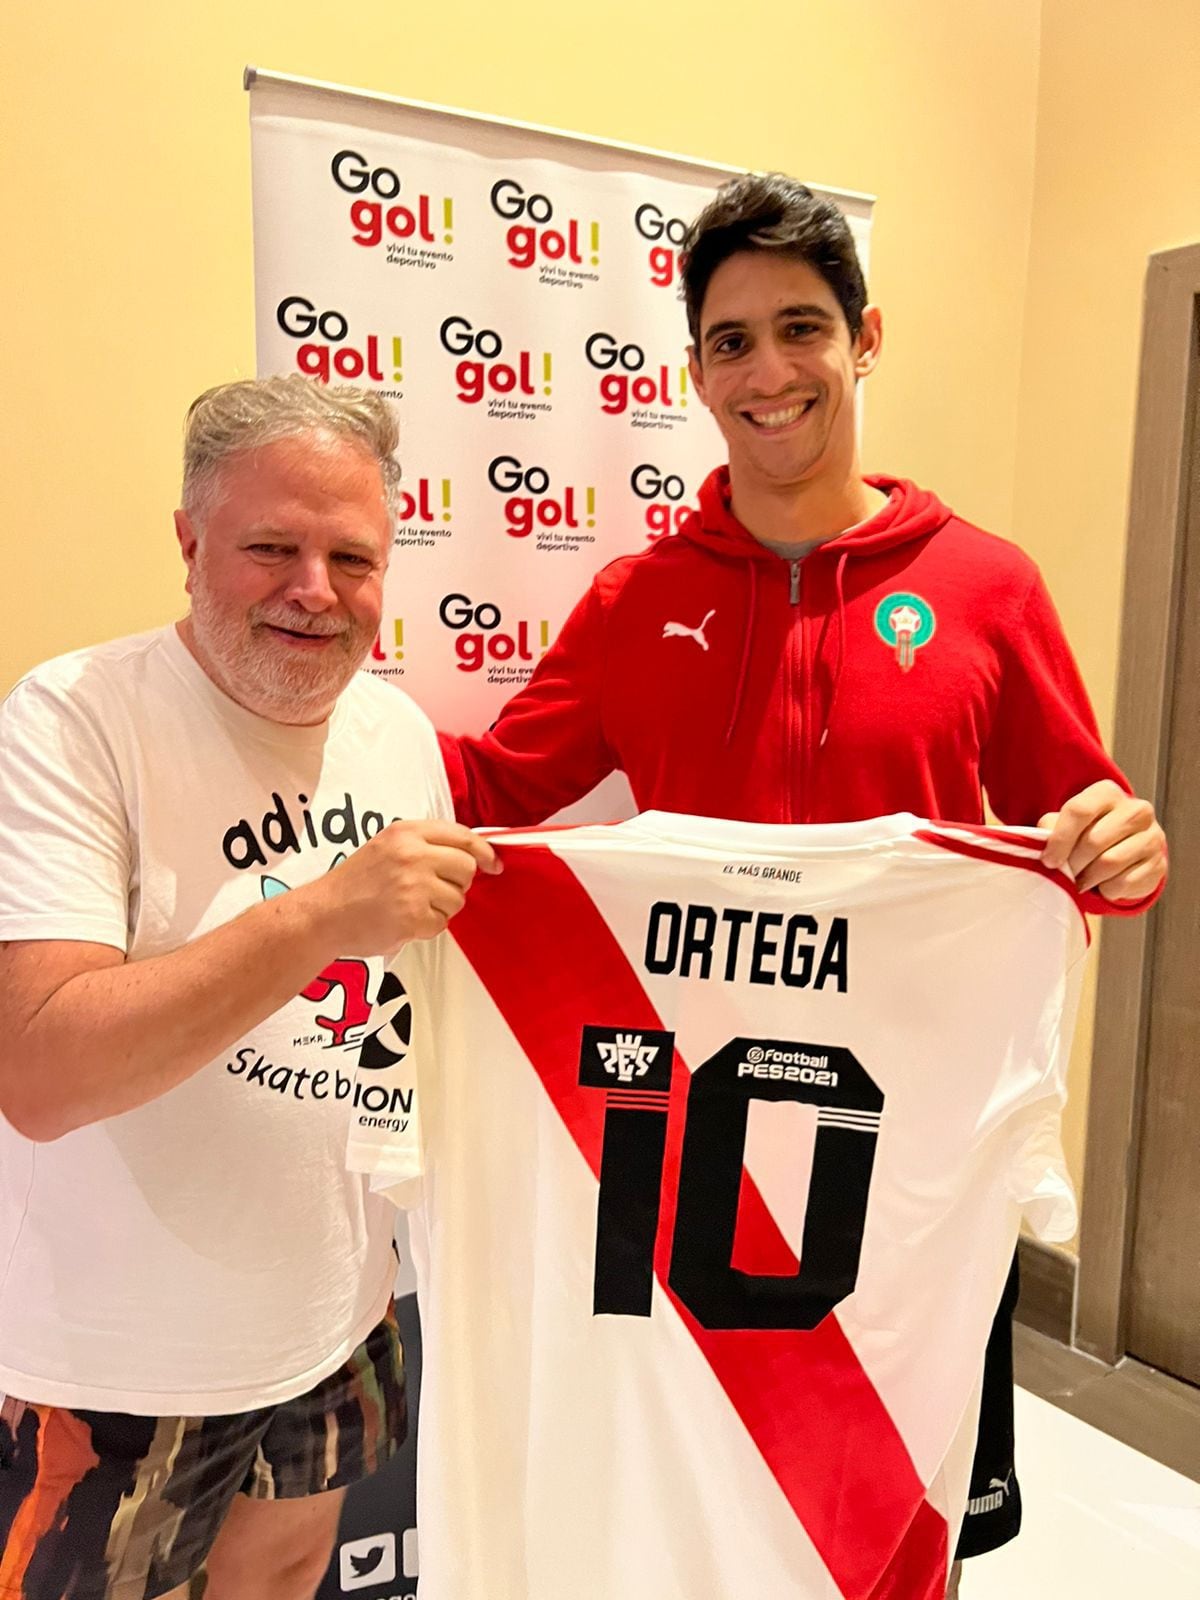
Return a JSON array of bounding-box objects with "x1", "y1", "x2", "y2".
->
[{"x1": 873, "y1": 592, "x2": 936, "y2": 671}]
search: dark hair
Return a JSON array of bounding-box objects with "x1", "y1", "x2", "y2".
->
[{"x1": 681, "y1": 172, "x2": 867, "y2": 349}]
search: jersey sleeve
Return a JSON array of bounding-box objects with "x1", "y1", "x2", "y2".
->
[
  {"x1": 0, "y1": 672, "x2": 132, "y2": 951},
  {"x1": 441, "y1": 583, "x2": 617, "y2": 828},
  {"x1": 981, "y1": 566, "x2": 1163, "y2": 917}
]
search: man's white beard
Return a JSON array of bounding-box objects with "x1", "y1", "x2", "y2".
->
[{"x1": 188, "y1": 558, "x2": 370, "y2": 724}]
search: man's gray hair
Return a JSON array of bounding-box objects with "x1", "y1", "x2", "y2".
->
[{"x1": 182, "y1": 375, "x2": 401, "y2": 522}]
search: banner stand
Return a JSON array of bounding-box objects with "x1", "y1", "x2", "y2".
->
[{"x1": 247, "y1": 68, "x2": 872, "y2": 1597}]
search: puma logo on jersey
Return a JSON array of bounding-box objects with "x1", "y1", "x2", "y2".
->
[
  {"x1": 966, "y1": 1469, "x2": 1014, "y2": 1516},
  {"x1": 662, "y1": 609, "x2": 716, "y2": 650}
]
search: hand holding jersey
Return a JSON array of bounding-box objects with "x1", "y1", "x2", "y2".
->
[
  {"x1": 299, "y1": 817, "x2": 500, "y2": 955},
  {"x1": 1038, "y1": 778, "x2": 1166, "y2": 902}
]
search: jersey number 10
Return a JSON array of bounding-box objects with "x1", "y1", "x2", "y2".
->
[{"x1": 579, "y1": 1031, "x2": 884, "y2": 1332}]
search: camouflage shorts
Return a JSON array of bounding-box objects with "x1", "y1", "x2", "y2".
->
[{"x1": 0, "y1": 1304, "x2": 405, "y2": 1600}]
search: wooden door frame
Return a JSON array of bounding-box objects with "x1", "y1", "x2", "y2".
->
[{"x1": 1075, "y1": 243, "x2": 1200, "y2": 1363}]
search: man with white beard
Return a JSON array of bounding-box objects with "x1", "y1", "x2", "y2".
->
[{"x1": 0, "y1": 377, "x2": 495, "y2": 1600}]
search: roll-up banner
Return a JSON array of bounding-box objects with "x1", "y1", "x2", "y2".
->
[{"x1": 246, "y1": 69, "x2": 873, "y2": 1595}]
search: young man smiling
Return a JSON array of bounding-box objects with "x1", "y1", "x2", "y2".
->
[{"x1": 441, "y1": 173, "x2": 1166, "y2": 1590}]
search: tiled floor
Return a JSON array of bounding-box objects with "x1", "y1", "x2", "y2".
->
[{"x1": 964, "y1": 1388, "x2": 1200, "y2": 1598}]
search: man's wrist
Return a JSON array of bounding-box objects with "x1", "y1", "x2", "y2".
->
[{"x1": 256, "y1": 876, "x2": 342, "y2": 976}]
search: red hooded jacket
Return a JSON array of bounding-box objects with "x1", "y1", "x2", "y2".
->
[{"x1": 443, "y1": 469, "x2": 1151, "y2": 915}]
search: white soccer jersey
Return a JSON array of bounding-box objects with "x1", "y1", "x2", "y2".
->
[{"x1": 347, "y1": 813, "x2": 1087, "y2": 1600}]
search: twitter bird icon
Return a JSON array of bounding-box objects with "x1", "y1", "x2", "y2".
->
[{"x1": 339, "y1": 1531, "x2": 397, "y2": 1591}]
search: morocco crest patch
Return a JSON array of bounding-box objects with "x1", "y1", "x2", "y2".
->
[{"x1": 874, "y1": 592, "x2": 936, "y2": 672}]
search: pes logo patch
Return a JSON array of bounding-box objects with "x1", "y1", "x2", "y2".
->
[{"x1": 578, "y1": 1025, "x2": 674, "y2": 1090}]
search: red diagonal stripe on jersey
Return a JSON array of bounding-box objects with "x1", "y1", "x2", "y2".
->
[
  {"x1": 731, "y1": 1160, "x2": 801, "y2": 1276},
  {"x1": 452, "y1": 846, "x2": 947, "y2": 1600}
]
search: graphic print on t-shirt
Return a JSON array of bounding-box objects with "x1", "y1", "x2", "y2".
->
[
  {"x1": 223, "y1": 789, "x2": 411, "y2": 1057},
  {"x1": 220, "y1": 791, "x2": 415, "y2": 1126},
  {"x1": 220, "y1": 856, "x2": 415, "y2": 1130},
  {"x1": 262, "y1": 858, "x2": 376, "y2": 1050}
]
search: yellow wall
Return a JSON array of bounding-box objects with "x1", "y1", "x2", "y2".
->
[
  {"x1": 2, "y1": 0, "x2": 1041, "y2": 686},
  {"x1": 1012, "y1": 0, "x2": 1200, "y2": 1198}
]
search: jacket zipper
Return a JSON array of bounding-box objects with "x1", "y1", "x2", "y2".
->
[{"x1": 789, "y1": 561, "x2": 807, "y2": 821}]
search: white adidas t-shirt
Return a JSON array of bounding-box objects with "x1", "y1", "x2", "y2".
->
[
  {"x1": 0, "y1": 625, "x2": 451, "y2": 1414},
  {"x1": 349, "y1": 813, "x2": 1086, "y2": 1600}
]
